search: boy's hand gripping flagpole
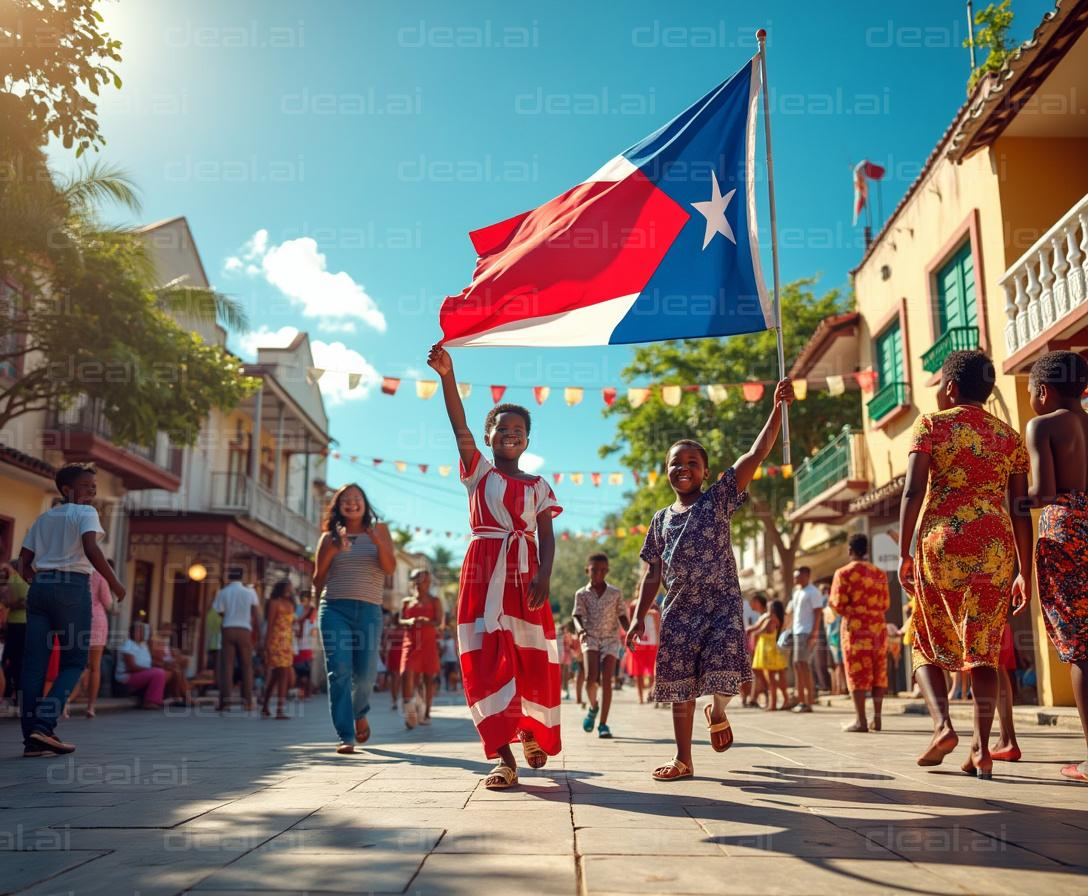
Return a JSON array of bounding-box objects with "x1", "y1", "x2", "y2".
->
[{"x1": 756, "y1": 29, "x2": 791, "y2": 468}]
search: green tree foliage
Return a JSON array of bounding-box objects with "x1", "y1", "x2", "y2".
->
[
  {"x1": 965, "y1": 1, "x2": 1015, "y2": 93},
  {"x1": 0, "y1": 0, "x2": 123, "y2": 155},
  {"x1": 599, "y1": 279, "x2": 861, "y2": 590}
]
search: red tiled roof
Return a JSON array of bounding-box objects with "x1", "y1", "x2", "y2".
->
[
  {"x1": 0, "y1": 446, "x2": 55, "y2": 481},
  {"x1": 789, "y1": 311, "x2": 860, "y2": 379}
]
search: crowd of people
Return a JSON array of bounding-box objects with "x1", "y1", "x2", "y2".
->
[{"x1": 7, "y1": 346, "x2": 1088, "y2": 795}]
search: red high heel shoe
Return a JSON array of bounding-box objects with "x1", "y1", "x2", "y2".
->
[{"x1": 990, "y1": 746, "x2": 1021, "y2": 762}]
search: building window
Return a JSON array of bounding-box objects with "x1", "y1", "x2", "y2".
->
[
  {"x1": 868, "y1": 319, "x2": 909, "y2": 421},
  {"x1": 923, "y1": 240, "x2": 980, "y2": 373}
]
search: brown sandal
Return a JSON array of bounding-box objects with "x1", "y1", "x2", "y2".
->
[
  {"x1": 355, "y1": 718, "x2": 371, "y2": 744},
  {"x1": 652, "y1": 759, "x2": 693, "y2": 781},
  {"x1": 484, "y1": 764, "x2": 518, "y2": 790},
  {"x1": 519, "y1": 731, "x2": 548, "y2": 769},
  {"x1": 704, "y1": 704, "x2": 734, "y2": 752}
]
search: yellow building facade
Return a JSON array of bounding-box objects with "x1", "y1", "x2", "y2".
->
[{"x1": 791, "y1": 0, "x2": 1088, "y2": 705}]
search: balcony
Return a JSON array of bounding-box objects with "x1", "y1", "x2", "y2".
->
[
  {"x1": 867, "y1": 381, "x2": 910, "y2": 422},
  {"x1": 45, "y1": 397, "x2": 182, "y2": 492},
  {"x1": 209, "y1": 472, "x2": 316, "y2": 551},
  {"x1": 790, "y1": 426, "x2": 870, "y2": 523},
  {"x1": 1001, "y1": 191, "x2": 1088, "y2": 370},
  {"x1": 921, "y1": 326, "x2": 980, "y2": 375}
]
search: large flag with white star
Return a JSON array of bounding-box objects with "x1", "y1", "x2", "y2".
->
[{"x1": 440, "y1": 58, "x2": 772, "y2": 347}]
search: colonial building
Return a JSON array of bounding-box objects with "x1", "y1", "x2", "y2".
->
[
  {"x1": 123, "y1": 217, "x2": 332, "y2": 667},
  {"x1": 791, "y1": 0, "x2": 1088, "y2": 705}
]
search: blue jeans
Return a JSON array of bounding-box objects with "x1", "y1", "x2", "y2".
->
[
  {"x1": 20, "y1": 572, "x2": 91, "y2": 744},
  {"x1": 319, "y1": 599, "x2": 382, "y2": 744}
]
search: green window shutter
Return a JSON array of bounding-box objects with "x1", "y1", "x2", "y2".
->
[
  {"x1": 875, "y1": 320, "x2": 902, "y2": 385},
  {"x1": 936, "y1": 242, "x2": 976, "y2": 335}
]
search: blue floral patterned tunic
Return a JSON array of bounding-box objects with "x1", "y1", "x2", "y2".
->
[{"x1": 639, "y1": 467, "x2": 752, "y2": 702}]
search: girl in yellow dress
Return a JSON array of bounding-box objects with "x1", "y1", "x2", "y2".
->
[
  {"x1": 261, "y1": 581, "x2": 296, "y2": 720},
  {"x1": 749, "y1": 599, "x2": 789, "y2": 710}
]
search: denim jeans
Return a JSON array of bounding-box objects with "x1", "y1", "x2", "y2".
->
[
  {"x1": 319, "y1": 599, "x2": 382, "y2": 744},
  {"x1": 20, "y1": 572, "x2": 91, "y2": 743}
]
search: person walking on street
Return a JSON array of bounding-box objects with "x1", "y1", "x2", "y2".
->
[
  {"x1": 261, "y1": 580, "x2": 296, "y2": 720},
  {"x1": 828, "y1": 534, "x2": 890, "y2": 733},
  {"x1": 213, "y1": 567, "x2": 260, "y2": 712},
  {"x1": 18, "y1": 463, "x2": 125, "y2": 756},
  {"x1": 899, "y1": 351, "x2": 1034, "y2": 780},
  {"x1": 573, "y1": 553, "x2": 629, "y2": 739},
  {"x1": 1, "y1": 558, "x2": 29, "y2": 706},
  {"x1": 313, "y1": 483, "x2": 396, "y2": 754},
  {"x1": 786, "y1": 567, "x2": 821, "y2": 713},
  {"x1": 400, "y1": 569, "x2": 442, "y2": 728}
]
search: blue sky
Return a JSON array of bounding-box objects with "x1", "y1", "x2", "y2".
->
[{"x1": 68, "y1": 0, "x2": 1053, "y2": 553}]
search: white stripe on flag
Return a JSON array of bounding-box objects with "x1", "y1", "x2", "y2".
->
[
  {"x1": 583, "y1": 155, "x2": 638, "y2": 184},
  {"x1": 745, "y1": 56, "x2": 772, "y2": 327},
  {"x1": 521, "y1": 698, "x2": 561, "y2": 728},
  {"x1": 469, "y1": 677, "x2": 517, "y2": 726},
  {"x1": 444, "y1": 293, "x2": 640, "y2": 348}
]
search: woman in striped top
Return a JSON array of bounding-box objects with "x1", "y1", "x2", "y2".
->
[{"x1": 313, "y1": 483, "x2": 396, "y2": 754}]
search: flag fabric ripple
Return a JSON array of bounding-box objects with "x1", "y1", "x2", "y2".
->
[{"x1": 440, "y1": 58, "x2": 772, "y2": 347}]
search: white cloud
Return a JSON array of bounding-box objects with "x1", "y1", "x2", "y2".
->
[
  {"x1": 310, "y1": 339, "x2": 380, "y2": 406},
  {"x1": 224, "y1": 229, "x2": 386, "y2": 333},
  {"x1": 236, "y1": 326, "x2": 378, "y2": 406},
  {"x1": 521, "y1": 451, "x2": 545, "y2": 474}
]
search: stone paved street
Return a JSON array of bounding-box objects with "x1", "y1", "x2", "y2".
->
[{"x1": 2, "y1": 689, "x2": 1087, "y2": 895}]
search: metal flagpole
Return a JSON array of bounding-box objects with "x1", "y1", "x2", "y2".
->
[{"x1": 756, "y1": 29, "x2": 791, "y2": 468}]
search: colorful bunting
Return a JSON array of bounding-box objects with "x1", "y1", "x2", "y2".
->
[
  {"x1": 647, "y1": 470, "x2": 659, "y2": 486},
  {"x1": 438, "y1": 465, "x2": 452, "y2": 477},
  {"x1": 533, "y1": 386, "x2": 550, "y2": 405},
  {"x1": 628, "y1": 387, "x2": 651, "y2": 408},
  {"x1": 591, "y1": 472, "x2": 602, "y2": 487},
  {"x1": 416, "y1": 380, "x2": 438, "y2": 400},
  {"x1": 661, "y1": 385, "x2": 682, "y2": 407},
  {"x1": 826, "y1": 375, "x2": 845, "y2": 396},
  {"x1": 347, "y1": 373, "x2": 362, "y2": 390},
  {"x1": 856, "y1": 370, "x2": 878, "y2": 394},
  {"x1": 457, "y1": 382, "x2": 472, "y2": 399},
  {"x1": 394, "y1": 460, "x2": 407, "y2": 473},
  {"x1": 564, "y1": 387, "x2": 584, "y2": 406},
  {"x1": 602, "y1": 387, "x2": 617, "y2": 407},
  {"x1": 742, "y1": 382, "x2": 765, "y2": 402},
  {"x1": 381, "y1": 376, "x2": 400, "y2": 396},
  {"x1": 307, "y1": 367, "x2": 325, "y2": 384},
  {"x1": 706, "y1": 384, "x2": 729, "y2": 404},
  {"x1": 419, "y1": 464, "x2": 428, "y2": 474},
  {"x1": 570, "y1": 473, "x2": 584, "y2": 485},
  {"x1": 793, "y1": 378, "x2": 808, "y2": 401},
  {"x1": 608, "y1": 472, "x2": 623, "y2": 486},
  {"x1": 491, "y1": 385, "x2": 506, "y2": 403}
]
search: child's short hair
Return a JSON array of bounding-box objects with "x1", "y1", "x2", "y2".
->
[
  {"x1": 848, "y1": 533, "x2": 869, "y2": 557},
  {"x1": 586, "y1": 552, "x2": 609, "y2": 565},
  {"x1": 55, "y1": 462, "x2": 96, "y2": 495},
  {"x1": 484, "y1": 403, "x2": 531, "y2": 436},
  {"x1": 750, "y1": 592, "x2": 768, "y2": 610},
  {"x1": 1029, "y1": 350, "x2": 1088, "y2": 399},
  {"x1": 942, "y1": 350, "x2": 996, "y2": 403},
  {"x1": 668, "y1": 439, "x2": 708, "y2": 466}
]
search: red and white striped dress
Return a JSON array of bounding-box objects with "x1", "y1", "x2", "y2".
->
[{"x1": 458, "y1": 450, "x2": 563, "y2": 759}]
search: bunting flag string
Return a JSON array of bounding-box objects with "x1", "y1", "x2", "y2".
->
[
  {"x1": 311, "y1": 368, "x2": 879, "y2": 403},
  {"x1": 329, "y1": 452, "x2": 794, "y2": 486}
]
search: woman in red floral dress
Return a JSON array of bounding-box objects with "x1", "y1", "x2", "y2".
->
[{"x1": 899, "y1": 351, "x2": 1033, "y2": 780}]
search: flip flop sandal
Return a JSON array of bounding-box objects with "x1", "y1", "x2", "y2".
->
[
  {"x1": 519, "y1": 731, "x2": 548, "y2": 768},
  {"x1": 484, "y1": 764, "x2": 518, "y2": 790},
  {"x1": 1060, "y1": 764, "x2": 1088, "y2": 783},
  {"x1": 355, "y1": 719, "x2": 371, "y2": 744},
  {"x1": 652, "y1": 759, "x2": 693, "y2": 781},
  {"x1": 704, "y1": 704, "x2": 734, "y2": 752}
]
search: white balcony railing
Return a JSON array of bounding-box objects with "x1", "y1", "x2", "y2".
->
[
  {"x1": 209, "y1": 472, "x2": 316, "y2": 551},
  {"x1": 1002, "y1": 192, "x2": 1088, "y2": 358}
]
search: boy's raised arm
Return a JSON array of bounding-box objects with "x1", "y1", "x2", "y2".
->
[
  {"x1": 734, "y1": 379, "x2": 794, "y2": 492},
  {"x1": 428, "y1": 343, "x2": 477, "y2": 469}
]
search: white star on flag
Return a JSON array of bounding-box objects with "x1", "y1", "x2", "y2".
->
[{"x1": 691, "y1": 170, "x2": 737, "y2": 250}]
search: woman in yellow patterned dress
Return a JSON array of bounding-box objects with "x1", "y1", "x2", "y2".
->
[
  {"x1": 261, "y1": 580, "x2": 297, "y2": 720},
  {"x1": 899, "y1": 351, "x2": 1033, "y2": 780}
]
